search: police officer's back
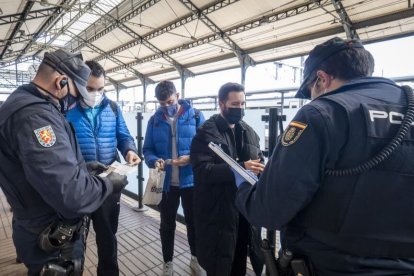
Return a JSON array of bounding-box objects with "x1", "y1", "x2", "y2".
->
[
  {"x1": 234, "y1": 37, "x2": 414, "y2": 275},
  {"x1": 0, "y1": 50, "x2": 127, "y2": 275}
]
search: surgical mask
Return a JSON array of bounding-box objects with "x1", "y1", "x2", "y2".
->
[
  {"x1": 163, "y1": 104, "x2": 178, "y2": 117},
  {"x1": 223, "y1": 107, "x2": 244, "y2": 124},
  {"x1": 82, "y1": 91, "x2": 104, "y2": 108}
]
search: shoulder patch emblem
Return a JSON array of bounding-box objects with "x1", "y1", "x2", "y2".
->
[
  {"x1": 34, "y1": 125, "x2": 56, "y2": 147},
  {"x1": 281, "y1": 121, "x2": 307, "y2": 146}
]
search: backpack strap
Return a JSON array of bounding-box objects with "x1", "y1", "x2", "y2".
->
[
  {"x1": 109, "y1": 100, "x2": 118, "y2": 118},
  {"x1": 194, "y1": 108, "x2": 201, "y2": 128}
]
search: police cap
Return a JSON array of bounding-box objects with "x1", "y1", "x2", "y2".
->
[
  {"x1": 296, "y1": 37, "x2": 364, "y2": 99},
  {"x1": 42, "y1": 49, "x2": 91, "y2": 97}
]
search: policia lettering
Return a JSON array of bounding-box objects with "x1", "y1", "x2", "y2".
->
[
  {"x1": 327, "y1": 85, "x2": 414, "y2": 177},
  {"x1": 369, "y1": 110, "x2": 414, "y2": 124}
]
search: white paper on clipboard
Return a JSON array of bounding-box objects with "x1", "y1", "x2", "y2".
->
[{"x1": 208, "y1": 142, "x2": 256, "y2": 185}]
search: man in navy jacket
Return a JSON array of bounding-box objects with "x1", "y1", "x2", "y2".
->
[
  {"x1": 234, "y1": 37, "x2": 414, "y2": 275},
  {"x1": 143, "y1": 80, "x2": 205, "y2": 276},
  {"x1": 66, "y1": 60, "x2": 139, "y2": 276},
  {"x1": 0, "y1": 50, "x2": 127, "y2": 275}
]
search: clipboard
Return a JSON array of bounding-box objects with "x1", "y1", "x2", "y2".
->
[{"x1": 208, "y1": 142, "x2": 257, "y2": 185}]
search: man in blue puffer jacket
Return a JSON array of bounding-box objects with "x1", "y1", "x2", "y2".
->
[
  {"x1": 66, "y1": 60, "x2": 140, "y2": 276},
  {"x1": 143, "y1": 80, "x2": 205, "y2": 276}
]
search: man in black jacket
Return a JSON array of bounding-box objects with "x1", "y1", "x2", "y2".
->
[{"x1": 190, "y1": 82, "x2": 265, "y2": 276}]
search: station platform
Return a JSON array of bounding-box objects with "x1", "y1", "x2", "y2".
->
[{"x1": 0, "y1": 190, "x2": 255, "y2": 275}]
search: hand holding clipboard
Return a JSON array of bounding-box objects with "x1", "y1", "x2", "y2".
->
[{"x1": 208, "y1": 142, "x2": 258, "y2": 185}]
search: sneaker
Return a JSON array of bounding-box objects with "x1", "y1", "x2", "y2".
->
[
  {"x1": 163, "y1": 261, "x2": 174, "y2": 276},
  {"x1": 190, "y1": 256, "x2": 203, "y2": 275}
]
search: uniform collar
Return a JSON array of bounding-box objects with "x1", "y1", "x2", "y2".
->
[{"x1": 317, "y1": 77, "x2": 398, "y2": 100}]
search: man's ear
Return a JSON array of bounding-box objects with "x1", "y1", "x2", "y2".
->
[
  {"x1": 219, "y1": 100, "x2": 225, "y2": 111},
  {"x1": 176, "y1": 93, "x2": 180, "y2": 99},
  {"x1": 316, "y1": 70, "x2": 332, "y2": 89},
  {"x1": 55, "y1": 75, "x2": 67, "y2": 91}
]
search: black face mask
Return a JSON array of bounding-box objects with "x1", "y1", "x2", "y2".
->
[
  {"x1": 223, "y1": 107, "x2": 245, "y2": 124},
  {"x1": 59, "y1": 84, "x2": 78, "y2": 114},
  {"x1": 31, "y1": 82, "x2": 78, "y2": 114}
]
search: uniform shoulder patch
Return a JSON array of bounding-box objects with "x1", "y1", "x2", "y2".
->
[
  {"x1": 281, "y1": 121, "x2": 307, "y2": 146},
  {"x1": 34, "y1": 125, "x2": 57, "y2": 147}
]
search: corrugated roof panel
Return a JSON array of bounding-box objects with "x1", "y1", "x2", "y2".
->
[
  {"x1": 96, "y1": 0, "x2": 125, "y2": 13},
  {"x1": 130, "y1": 0, "x2": 191, "y2": 36},
  {"x1": 147, "y1": 19, "x2": 213, "y2": 51},
  {"x1": 1, "y1": 0, "x2": 21, "y2": 16},
  {"x1": 190, "y1": 0, "x2": 214, "y2": 8},
  {"x1": 206, "y1": 0, "x2": 302, "y2": 30},
  {"x1": 80, "y1": 48, "x2": 100, "y2": 60},
  {"x1": 188, "y1": 57, "x2": 240, "y2": 75},
  {"x1": 249, "y1": 34, "x2": 346, "y2": 63},
  {"x1": 92, "y1": 28, "x2": 133, "y2": 51},
  {"x1": 358, "y1": 18, "x2": 414, "y2": 42},
  {"x1": 170, "y1": 41, "x2": 231, "y2": 64},
  {"x1": 52, "y1": 34, "x2": 72, "y2": 46},
  {"x1": 132, "y1": 58, "x2": 173, "y2": 74},
  {"x1": 123, "y1": 79, "x2": 142, "y2": 87},
  {"x1": 150, "y1": 70, "x2": 181, "y2": 82},
  {"x1": 68, "y1": 13, "x2": 101, "y2": 36},
  {"x1": 346, "y1": 0, "x2": 407, "y2": 23},
  {"x1": 99, "y1": 59, "x2": 118, "y2": 71},
  {"x1": 231, "y1": 7, "x2": 336, "y2": 50},
  {"x1": 113, "y1": 44, "x2": 155, "y2": 61},
  {"x1": 106, "y1": 71, "x2": 125, "y2": 81}
]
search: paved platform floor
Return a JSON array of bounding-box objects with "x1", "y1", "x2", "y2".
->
[{"x1": 0, "y1": 190, "x2": 256, "y2": 275}]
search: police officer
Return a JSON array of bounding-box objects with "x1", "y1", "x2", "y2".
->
[
  {"x1": 233, "y1": 37, "x2": 414, "y2": 275},
  {"x1": 0, "y1": 49, "x2": 127, "y2": 275}
]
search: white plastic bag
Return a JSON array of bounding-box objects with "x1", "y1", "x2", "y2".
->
[{"x1": 142, "y1": 168, "x2": 165, "y2": 205}]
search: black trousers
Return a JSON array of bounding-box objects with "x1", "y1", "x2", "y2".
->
[
  {"x1": 159, "y1": 186, "x2": 196, "y2": 262},
  {"x1": 230, "y1": 215, "x2": 249, "y2": 276},
  {"x1": 91, "y1": 192, "x2": 121, "y2": 276}
]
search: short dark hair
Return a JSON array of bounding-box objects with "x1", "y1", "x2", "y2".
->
[
  {"x1": 85, "y1": 60, "x2": 105, "y2": 78},
  {"x1": 218, "y1": 82, "x2": 245, "y2": 102},
  {"x1": 155, "y1": 80, "x2": 177, "y2": 101},
  {"x1": 309, "y1": 45, "x2": 374, "y2": 83}
]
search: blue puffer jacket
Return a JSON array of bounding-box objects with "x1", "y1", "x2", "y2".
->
[
  {"x1": 143, "y1": 99, "x2": 205, "y2": 191},
  {"x1": 66, "y1": 96, "x2": 137, "y2": 165}
]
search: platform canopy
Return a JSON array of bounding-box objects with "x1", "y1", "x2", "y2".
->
[{"x1": 1, "y1": 0, "x2": 413, "y2": 91}]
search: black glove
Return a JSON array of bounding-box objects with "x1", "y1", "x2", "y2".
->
[
  {"x1": 106, "y1": 172, "x2": 128, "y2": 193},
  {"x1": 86, "y1": 161, "x2": 108, "y2": 176}
]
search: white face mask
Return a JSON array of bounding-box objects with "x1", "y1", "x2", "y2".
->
[{"x1": 82, "y1": 91, "x2": 104, "y2": 108}]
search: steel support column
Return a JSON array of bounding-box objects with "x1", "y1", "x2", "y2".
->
[
  {"x1": 138, "y1": 76, "x2": 154, "y2": 112},
  {"x1": 175, "y1": 65, "x2": 194, "y2": 98},
  {"x1": 330, "y1": 0, "x2": 359, "y2": 39},
  {"x1": 239, "y1": 54, "x2": 254, "y2": 86}
]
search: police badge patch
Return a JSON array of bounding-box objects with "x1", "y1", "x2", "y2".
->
[
  {"x1": 34, "y1": 125, "x2": 56, "y2": 147},
  {"x1": 281, "y1": 121, "x2": 307, "y2": 146}
]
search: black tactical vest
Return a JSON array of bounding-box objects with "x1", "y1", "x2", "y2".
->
[{"x1": 289, "y1": 78, "x2": 414, "y2": 258}]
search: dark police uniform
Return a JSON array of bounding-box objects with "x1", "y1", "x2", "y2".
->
[
  {"x1": 236, "y1": 77, "x2": 414, "y2": 275},
  {"x1": 0, "y1": 84, "x2": 113, "y2": 274}
]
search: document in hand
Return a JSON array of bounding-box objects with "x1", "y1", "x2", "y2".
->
[
  {"x1": 208, "y1": 142, "x2": 256, "y2": 185},
  {"x1": 99, "y1": 161, "x2": 138, "y2": 177}
]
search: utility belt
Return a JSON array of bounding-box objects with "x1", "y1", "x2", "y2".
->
[
  {"x1": 38, "y1": 216, "x2": 89, "y2": 276},
  {"x1": 261, "y1": 239, "x2": 314, "y2": 276}
]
